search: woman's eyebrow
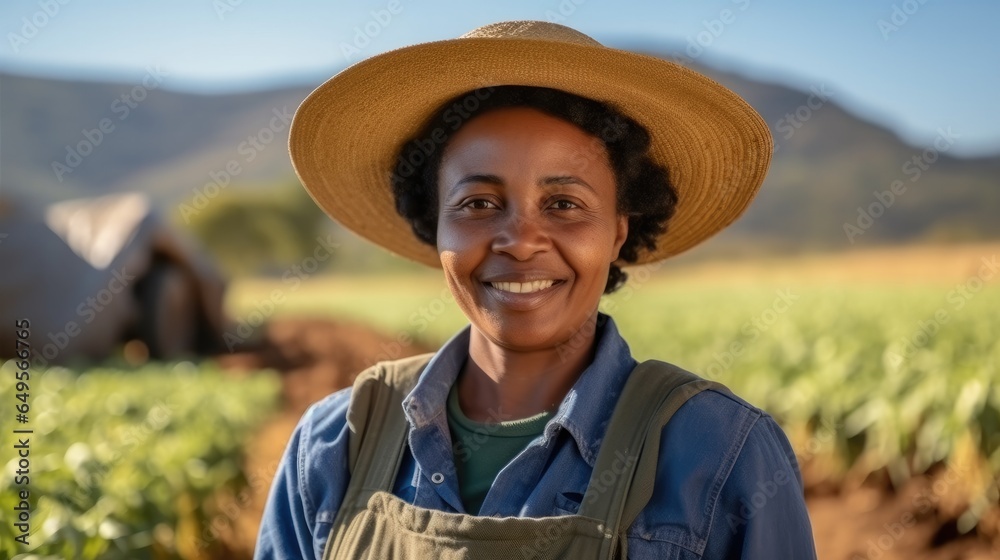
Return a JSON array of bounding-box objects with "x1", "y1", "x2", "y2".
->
[
  {"x1": 455, "y1": 174, "x2": 504, "y2": 188},
  {"x1": 449, "y1": 174, "x2": 596, "y2": 194},
  {"x1": 444, "y1": 174, "x2": 503, "y2": 198},
  {"x1": 541, "y1": 175, "x2": 595, "y2": 193}
]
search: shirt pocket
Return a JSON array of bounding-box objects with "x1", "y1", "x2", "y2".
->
[{"x1": 552, "y1": 491, "x2": 583, "y2": 516}]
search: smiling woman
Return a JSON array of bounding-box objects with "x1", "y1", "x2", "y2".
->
[
  {"x1": 256, "y1": 20, "x2": 817, "y2": 560},
  {"x1": 437, "y1": 104, "x2": 629, "y2": 422}
]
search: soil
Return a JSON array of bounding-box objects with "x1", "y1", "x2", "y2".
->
[{"x1": 212, "y1": 317, "x2": 1000, "y2": 560}]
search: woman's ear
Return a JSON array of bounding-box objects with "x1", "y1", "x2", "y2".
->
[{"x1": 611, "y1": 214, "x2": 628, "y2": 262}]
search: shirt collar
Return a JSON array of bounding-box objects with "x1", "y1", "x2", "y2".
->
[
  {"x1": 401, "y1": 326, "x2": 469, "y2": 427},
  {"x1": 402, "y1": 313, "x2": 638, "y2": 467},
  {"x1": 545, "y1": 313, "x2": 638, "y2": 466}
]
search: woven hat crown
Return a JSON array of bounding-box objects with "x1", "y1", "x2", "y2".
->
[{"x1": 459, "y1": 20, "x2": 603, "y2": 47}]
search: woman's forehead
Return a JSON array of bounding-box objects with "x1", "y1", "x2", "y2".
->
[
  {"x1": 450, "y1": 106, "x2": 593, "y2": 140},
  {"x1": 440, "y1": 107, "x2": 611, "y2": 173}
]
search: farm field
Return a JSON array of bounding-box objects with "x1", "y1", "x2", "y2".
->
[
  {"x1": 3, "y1": 242, "x2": 999, "y2": 559},
  {"x1": 225, "y1": 242, "x2": 1000, "y2": 559}
]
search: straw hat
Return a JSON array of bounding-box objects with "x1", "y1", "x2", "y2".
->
[{"x1": 289, "y1": 20, "x2": 772, "y2": 267}]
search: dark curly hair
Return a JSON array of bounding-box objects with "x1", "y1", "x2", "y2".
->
[{"x1": 390, "y1": 85, "x2": 677, "y2": 294}]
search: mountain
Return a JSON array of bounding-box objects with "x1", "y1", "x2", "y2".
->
[
  {"x1": 0, "y1": 72, "x2": 306, "y2": 208},
  {"x1": 2, "y1": 49, "x2": 998, "y2": 256},
  {"x1": 676, "y1": 58, "x2": 1000, "y2": 253}
]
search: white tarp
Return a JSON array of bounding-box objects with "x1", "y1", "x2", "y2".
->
[{"x1": 0, "y1": 193, "x2": 227, "y2": 365}]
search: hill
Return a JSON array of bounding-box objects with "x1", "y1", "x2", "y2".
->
[{"x1": 2, "y1": 47, "x2": 998, "y2": 257}]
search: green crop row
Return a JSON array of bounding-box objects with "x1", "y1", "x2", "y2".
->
[
  {"x1": 0, "y1": 362, "x2": 280, "y2": 559},
  {"x1": 609, "y1": 283, "x2": 1000, "y2": 533}
]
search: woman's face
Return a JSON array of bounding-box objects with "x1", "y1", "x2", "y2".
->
[{"x1": 436, "y1": 107, "x2": 628, "y2": 352}]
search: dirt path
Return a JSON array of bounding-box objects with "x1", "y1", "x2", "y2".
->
[{"x1": 215, "y1": 318, "x2": 999, "y2": 559}]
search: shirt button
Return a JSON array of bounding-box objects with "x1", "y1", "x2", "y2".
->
[{"x1": 430, "y1": 472, "x2": 445, "y2": 484}]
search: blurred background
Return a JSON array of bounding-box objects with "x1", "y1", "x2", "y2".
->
[{"x1": 1, "y1": 0, "x2": 998, "y2": 558}]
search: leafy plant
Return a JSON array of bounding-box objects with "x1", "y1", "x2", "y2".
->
[{"x1": 0, "y1": 361, "x2": 280, "y2": 559}]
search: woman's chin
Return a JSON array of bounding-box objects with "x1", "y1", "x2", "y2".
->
[{"x1": 470, "y1": 315, "x2": 590, "y2": 357}]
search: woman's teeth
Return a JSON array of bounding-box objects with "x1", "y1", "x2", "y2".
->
[{"x1": 490, "y1": 280, "x2": 556, "y2": 294}]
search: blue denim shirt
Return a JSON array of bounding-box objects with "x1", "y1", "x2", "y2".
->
[{"x1": 254, "y1": 314, "x2": 817, "y2": 559}]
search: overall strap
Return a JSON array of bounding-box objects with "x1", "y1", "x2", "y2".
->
[
  {"x1": 579, "y1": 359, "x2": 734, "y2": 557},
  {"x1": 323, "y1": 352, "x2": 434, "y2": 560}
]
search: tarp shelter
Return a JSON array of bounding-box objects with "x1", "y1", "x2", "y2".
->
[{"x1": 0, "y1": 193, "x2": 227, "y2": 365}]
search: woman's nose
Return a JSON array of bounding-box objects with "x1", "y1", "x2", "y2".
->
[{"x1": 490, "y1": 208, "x2": 551, "y2": 261}]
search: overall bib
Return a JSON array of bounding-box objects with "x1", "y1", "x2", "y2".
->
[{"x1": 323, "y1": 353, "x2": 733, "y2": 559}]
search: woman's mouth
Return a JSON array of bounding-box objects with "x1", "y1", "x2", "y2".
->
[
  {"x1": 481, "y1": 279, "x2": 566, "y2": 311},
  {"x1": 488, "y1": 280, "x2": 558, "y2": 294}
]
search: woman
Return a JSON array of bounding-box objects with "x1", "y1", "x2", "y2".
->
[{"x1": 256, "y1": 21, "x2": 817, "y2": 559}]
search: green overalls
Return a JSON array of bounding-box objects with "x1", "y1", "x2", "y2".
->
[{"x1": 323, "y1": 353, "x2": 732, "y2": 559}]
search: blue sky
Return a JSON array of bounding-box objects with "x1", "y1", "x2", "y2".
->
[{"x1": 2, "y1": 0, "x2": 998, "y2": 156}]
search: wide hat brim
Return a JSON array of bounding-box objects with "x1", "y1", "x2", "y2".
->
[{"x1": 290, "y1": 21, "x2": 773, "y2": 268}]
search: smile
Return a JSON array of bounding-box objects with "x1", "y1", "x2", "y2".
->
[{"x1": 488, "y1": 280, "x2": 557, "y2": 294}]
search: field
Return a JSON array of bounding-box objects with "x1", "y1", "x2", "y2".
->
[
  {"x1": 3, "y1": 242, "x2": 999, "y2": 558},
  {"x1": 0, "y1": 363, "x2": 280, "y2": 559}
]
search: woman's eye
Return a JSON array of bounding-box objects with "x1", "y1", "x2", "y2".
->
[
  {"x1": 466, "y1": 199, "x2": 495, "y2": 210},
  {"x1": 551, "y1": 200, "x2": 578, "y2": 210}
]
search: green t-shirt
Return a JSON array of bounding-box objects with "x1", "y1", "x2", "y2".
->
[{"x1": 447, "y1": 383, "x2": 555, "y2": 515}]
